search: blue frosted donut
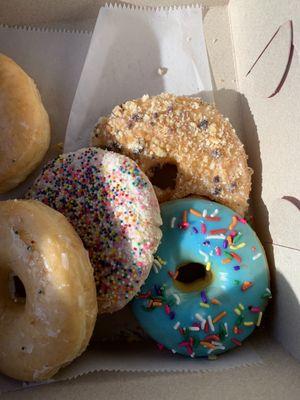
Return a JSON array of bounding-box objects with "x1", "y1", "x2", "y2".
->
[{"x1": 132, "y1": 198, "x2": 271, "y2": 357}]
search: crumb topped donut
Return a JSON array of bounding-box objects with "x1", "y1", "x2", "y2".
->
[
  {"x1": 27, "y1": 148, "x2": 162, "y2": 314},
  {"x1": 0, "y1": 200, "x2": 97, "y2": 381},
  {"x1": 0, "y1": 54, "x2": 50, "y2": 193},
  {"x1": 92, "y1": 93, "x2": 252, "y2": 215}
]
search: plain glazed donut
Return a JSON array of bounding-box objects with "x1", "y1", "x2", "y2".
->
[
  {"x1": 27, "y1": 148, "x2": 162, "y2": 314},
  {"x1": 132, "y1": 198, "x2": 271, "y2": 357},
  {"x1": 0, "y1": 200, "x2": 97, "y2": 381},
  {"x1": 0, "y1": 54, "x2": 50, "y2": 193},
  {"x1": 92, "y1": 93, "x2": 252, "y2": 216}
]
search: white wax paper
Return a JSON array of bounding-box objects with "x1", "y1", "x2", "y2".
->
[{"x1": 64, "y1": 4, "x2": 213, "y2": 152}]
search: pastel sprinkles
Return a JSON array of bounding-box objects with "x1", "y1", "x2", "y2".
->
[{"x1": 27, "y1": 148, "x2": 162, "y2": 314}]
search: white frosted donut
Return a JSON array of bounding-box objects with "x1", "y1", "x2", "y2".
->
[
  {"x1": 0, "y1": 200, "x2": 97, "y2": 381},
  {"x1": 0, "y1": 54, "x2": 50, "y2": 193},
  {"x1": 27, "y1": 148, "x2": 162, "y2": 314}
]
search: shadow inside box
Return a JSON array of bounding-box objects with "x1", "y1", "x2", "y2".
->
[
  {"x1": 194, "y1": 88, "x2": 275, "y2": 282},
  {"x1": 269, "y1": 269, "x2": 300, "y2": 361}
]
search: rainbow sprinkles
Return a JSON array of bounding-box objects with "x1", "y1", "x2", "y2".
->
[{"x1": 132, "y1": 198, "x2": 271, "y2": 358}]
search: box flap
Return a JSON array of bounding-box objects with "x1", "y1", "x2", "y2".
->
[{"x1": 228, "y1": 0, "x2": 300, "y2": 251}]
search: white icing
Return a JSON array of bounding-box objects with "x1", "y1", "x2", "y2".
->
[{"x1": 61, "y1": 253, "x2": 69, "y2": 270}]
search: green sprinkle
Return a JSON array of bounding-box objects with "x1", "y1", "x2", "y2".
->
[
  {"x1": 219, "y1": 324, "x2": 226, "y2": 341},
  {"x1": 224, "y1": 251, "x2": 233, "y2": 258},
  {"x1": 233, "y1": 232, "x2": 243, "y2": 244}
]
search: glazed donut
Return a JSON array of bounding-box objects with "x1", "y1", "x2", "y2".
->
[
  {"x1": 27, "y1": 148, "x2": 162, "y2": 314},
  {"x1": 0, "y1": 54, "x2": 50, "y2": 193},
  {"x1": 92, "y1": 93, "x2": 252, "y2": 216},
  {"x1": 0, "y1": 200, "x2": 97, "y2": 381},
  {"x1": 132, "y1": 198, "x2": 271, "y2": 357}
]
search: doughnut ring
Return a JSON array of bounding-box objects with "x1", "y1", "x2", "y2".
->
[
  {"x1": 27, "y1": 148, "x2": 162, "y2": 314},
  {"x1": 92, "y1": 93, "x2": 252, "y2": 215},
  {"x1": 0, "y1": 54, "x2": 50, "y2": 193},
  {"x1": 132, "y1": 198, "x2": 271, "y2": 357},
  {"x1": 0, "y1": 200, "x2": 97, "y2": 381}
]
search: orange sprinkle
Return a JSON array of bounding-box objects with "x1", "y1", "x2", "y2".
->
[
  {"x1": 212, "y1": 311, "x2": 227, "y2": 323},
  {"x1": 242, "y1": 281, "x2": 253, "y2": 291},
  {"x1": 173, "y1": 271, "x2": 179, "y2": 280},
  {"x1": 190, "y1": 208, "x2": 202, "y2": 217},
  {"x1": 183, "y1": 210, "x2": 187, "y2": 223},
  {"x1": 229, "y1": 215, "x2": 238, "y2": 230},
  {"x1": 200, "y1": 341, "x2": 216, "y2": 350},
  {"x1": 211, "y1": 298, "x2": 221, "y2": 305},
  {"x1": 227, "y1": 235, "x2": 233, "y2": 245},
  {"x1": 222, "y1": 258, "x2": 231, "y2": 264},
  {"x1": 210, "y1": 228, "x2": 227, "y2": 235},
  {"x1": 205, "y1": 216, "x2": 221, "y2": 221}
]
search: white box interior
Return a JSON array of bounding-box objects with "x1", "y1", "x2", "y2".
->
[{"x1": 0, "y1": 0, "x2": 299, "y2": 396}]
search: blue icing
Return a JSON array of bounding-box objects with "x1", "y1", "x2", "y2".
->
[{"x1": 132, "y1": 198, "x2": 271, "y2": 357}]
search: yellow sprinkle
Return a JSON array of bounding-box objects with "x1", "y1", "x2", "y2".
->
[
  {"x1": 234, "y1": 308, "x2": 241, "y2": 315},
  {"x1": 206, "y1": 262, "x2": 211, "y2": 271},
  {"x1": 238, "y1": 303, "x2": 245, "y2": 310},
  {"x1": 200, "y1": 302, "x2": 210, "y2": 308},
  {"x1": 230, "y1": 243, "x2": 246, "y2": 250},
  {"x1": 256, "y1": 312, "x2": 263, "y2": 326},
  {"x1": 244, "y1": 321, "x2": 254, "y2": 326},
  {"x1": 157, "y1": 256, "x2": 167, "y2": 265}
]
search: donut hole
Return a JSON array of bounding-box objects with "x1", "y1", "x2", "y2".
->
[
  {"x1": 174, "y1": 262, "x2": 213, "y2": 292},
  {"x1": 149, "y1": 162, "x2": 177, "y2": 190},
  {"x1": 9, "y1": 274, "x2": 26, "y2": 304}
]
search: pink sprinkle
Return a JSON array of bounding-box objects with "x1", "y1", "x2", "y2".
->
[
  {"x1": 231, "y1": 338, "x2": 242, "y2": 346},
  {"x1": 165, "y1": 305, "x2": 171, "y2": 315},
  {"x1": 250, "y1": 307, "x2": 261, "y2": 313},
  {"x1": 181, "y1": 222, "x2": 189, "y2": 230},
  {"x1": 157, "y1": 343, "x2": 164, "y2": 351},
  {"x1": 192, "y1": 322, "x2": 201, "y2": 328},
  {"x1": 237, "y1": 216, "x2": 247, "y2": 224},
  {"x1": 215, "y1": 246, "x2": 222, "y2": 256},
  {"x1": 178, "y1": 341, "x2": 190, "y2": 347},
  {"x1": 230, "y1": 231, "x2": 237, "y2": 237},
  {"x1": 201, "y1": 223, "x2": 207, "y2": 234}
]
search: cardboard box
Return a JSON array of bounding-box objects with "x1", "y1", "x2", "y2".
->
[{"x1": 0, "y1": 0, "x2": 299, "y2": 398}]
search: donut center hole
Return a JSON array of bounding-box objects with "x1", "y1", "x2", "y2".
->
[
  {"x1": 149, "y1": 163, "x2": 177, "y2": 190},
  {"x1": 9, "y1": 275, "x2": 26, "y2": 304},
  {"x1": 174, "y1": 262, "x2": 213, "y2": 293}
]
